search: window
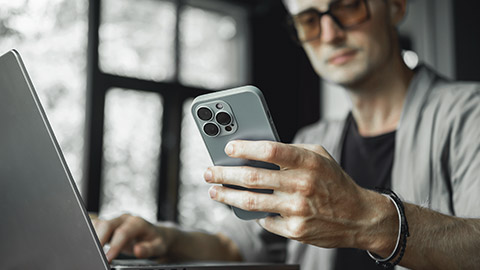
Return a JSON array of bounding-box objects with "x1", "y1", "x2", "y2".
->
[
  {"x1": 87, "y1": 0, "x2": 249, "y2": 223},
  {"x1": 0, "y1": 0, "x2": 88, "y2": 195},
  {"x1": 99, "y1": 0, "x2": 176, "y2": 81},
  {"x1": 179, "y1": 5, "x2": 248, "y2": 89},
  {"x1": 100, "y1": 88, "x2": 163, "y2": 222}
]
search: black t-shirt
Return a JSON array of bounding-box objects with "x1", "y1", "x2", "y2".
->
[{"x1": 333, "y1": 113, "x2": 395, "y2": 270}]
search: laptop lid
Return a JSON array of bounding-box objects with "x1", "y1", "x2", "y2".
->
[{"x1": 0, "y1": 50, "x2": 110, "y2": 269}]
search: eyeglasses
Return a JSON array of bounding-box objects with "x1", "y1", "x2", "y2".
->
[{"x1": 287, "y1": 0, "x2": 371, "y2": 44}]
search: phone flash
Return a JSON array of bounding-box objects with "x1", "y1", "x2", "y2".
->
[{"x1": 216, "y1": 103, "x2": 223, "y2": 109}]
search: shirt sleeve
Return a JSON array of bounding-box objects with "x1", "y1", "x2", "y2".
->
[
  {"x1": 448, "y1": 85, "x2": 480, "y2": 217},
  {"x1": 216, "y1": 214, "x2": 269, "y2": 262}
]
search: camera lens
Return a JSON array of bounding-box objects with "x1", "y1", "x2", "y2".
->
[
  {"x1": 197, "y1": 107, "x2": 213, "y2": 121},
  {"x1": 216, "y1": 111, "x2": 232, "y2": 126},
  {"x1": 203, "y1": 123, "x2": 220, "y2": 137}
]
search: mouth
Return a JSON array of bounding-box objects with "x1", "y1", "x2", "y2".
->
[{"x1": 327, "y1": 49, "x2": 358, "y2": 66}]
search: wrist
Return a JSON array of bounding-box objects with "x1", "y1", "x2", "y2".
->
[
  {"x1": 355, "y1": 188, "x2": 399, "y2": 256},
  {"x1": 367, "y1": 189, "x2": 410, "y2": 268}
]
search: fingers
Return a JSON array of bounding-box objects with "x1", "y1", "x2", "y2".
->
[
  {"x1": 92, "y1": 215, "x2": 125, "y2": 247},
  {"x1": 133, "y1": 238, "x2": 167, "y2": 259},
  {"x1": 258, "y1": 216, "x2": 309, "y2": 242},
  {"x1": 225, "y1": 140, "x2": 322, "y2": 169},
  {"x1": 258, "y1": 216, "x2": 287, "y2": 238},
  {"x1": 205, "y1": 162, "x2": 321, "y2": 195},
  {"x1": 205, "y1": 166, "x2": 301, "y2": 191},
  {"x1": 92, "y1": 214, "x2": 170, "y2": 262},
  {"x1": 89, "y1": 212, "x2": 99, "y2": 220},
  {"x1": 209, "y1": 186, "x2": 313, "y2": 216},
  {"x1": 106, "y1": 229, "x2": 131, "y2": 261},
  {"x1": 105, "y1": 216, "x2": 147, "y2": 262},
  {"x1": 209, "y1": 142, "x2": 333, "y2": 192},
  {"x1": 208, "y1": 186, "x2": 276, "y2": 213}
]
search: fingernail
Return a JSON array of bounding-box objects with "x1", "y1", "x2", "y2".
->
[
  {"x1": 258, "y1": 219, "x2": 265, "y2": 226},
  {"x1": 225, "y1": 142, "x2": 234, "y2": 155},
  {"x1": 136, "y1": 244, "x2": 148, "y2": 258},
  {"x1": 209, "y1": 186, "x2": 217, "y2": 199},
  {"x1": 204, "y1": 169, "x2": 213, "y2": 182}
]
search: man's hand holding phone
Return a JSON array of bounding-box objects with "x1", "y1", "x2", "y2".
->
[
  {"x1": 191, "y1": 86, "x2": 281, "y2": 220},
  {"x1": 204, "y1": 140, "x2": 396, "y2": 253}
]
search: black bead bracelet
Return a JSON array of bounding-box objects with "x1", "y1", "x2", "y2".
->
[{"x1": 367, "y1": 188, "x2": 410, "y2": 269}]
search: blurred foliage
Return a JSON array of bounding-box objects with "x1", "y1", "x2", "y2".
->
[
  {"x1": 0, "y1": 0, "x2": 88, "y2": 194},
  {"x1": 99, "y1": 0, "x2": 176, "y2": 81},
  {"x1": 100, "y1": 89, "x2": 163, "y2": 223}
]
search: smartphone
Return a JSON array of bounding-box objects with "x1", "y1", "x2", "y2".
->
[{"x1": 191, "y1": 86, "x2": 280, "y2": 220}]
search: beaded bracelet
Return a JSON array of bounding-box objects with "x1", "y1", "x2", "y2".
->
[{"x1": 367, "y1": 188, "x2": 410, "y2": 269}]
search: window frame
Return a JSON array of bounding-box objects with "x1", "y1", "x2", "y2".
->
[{"x1": 84, "y1": 0, "x2": 250, "y2": 222}]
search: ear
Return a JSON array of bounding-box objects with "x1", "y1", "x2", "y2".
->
[
  {"x1": 388, "y1": 0, "x2": 407, "y2": 25},
  {"x1": 283, "y1": 0, "x2": 302, "y2": 15}
]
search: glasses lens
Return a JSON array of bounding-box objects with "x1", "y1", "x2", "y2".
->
[
  {"x1": 292, "y1": 10, "x2": 321, "y2": 43},
  {"x1": 289, "y1": 0, "x2": 369, "y2": 43},
  {"x1": 331, "y1": 0, "x2": 368, "y2": 28}
]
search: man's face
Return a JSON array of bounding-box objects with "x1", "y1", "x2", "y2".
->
[{"x1": 285, "y1": 0, "x2": 397, "y2": 87}]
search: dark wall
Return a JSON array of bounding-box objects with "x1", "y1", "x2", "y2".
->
[
  {"x1": 247, "y1": 1, "x2": 320, "y2": 143},
  {"x1": 453, "y1": 1, "x2": 480, "y2": 81}
]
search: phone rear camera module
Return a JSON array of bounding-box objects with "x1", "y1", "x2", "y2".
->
[
  {"x1": 197, "y1": 107, "x2": 213, "y2": 121},
  {"x1": 216, "y1": 111, "x2": 232, "y2": 126},
  {"x1": 203, "y1": 122, "x2": 220, "y2": 137}
]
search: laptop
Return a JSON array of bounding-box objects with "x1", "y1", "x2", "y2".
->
[{"x1": 0, "y1": 50, "x2": 299, "y2": 270}]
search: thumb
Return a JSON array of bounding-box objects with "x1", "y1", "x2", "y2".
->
[{"x1": 133, "y1": 238, "x2": 167, "y2": 259}]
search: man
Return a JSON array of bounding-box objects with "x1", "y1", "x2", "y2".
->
[{"x1": 93, "y1": 0, "x2": 480, "y2": 269}]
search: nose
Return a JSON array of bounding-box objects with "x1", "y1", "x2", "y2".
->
[{"x1": 320, "y1": 15, "x2": 345, "y2": 44}]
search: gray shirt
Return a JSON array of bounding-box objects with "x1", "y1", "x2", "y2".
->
[{"x1": 220, "y1": 65, "x2": 480, "y2": 269}]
